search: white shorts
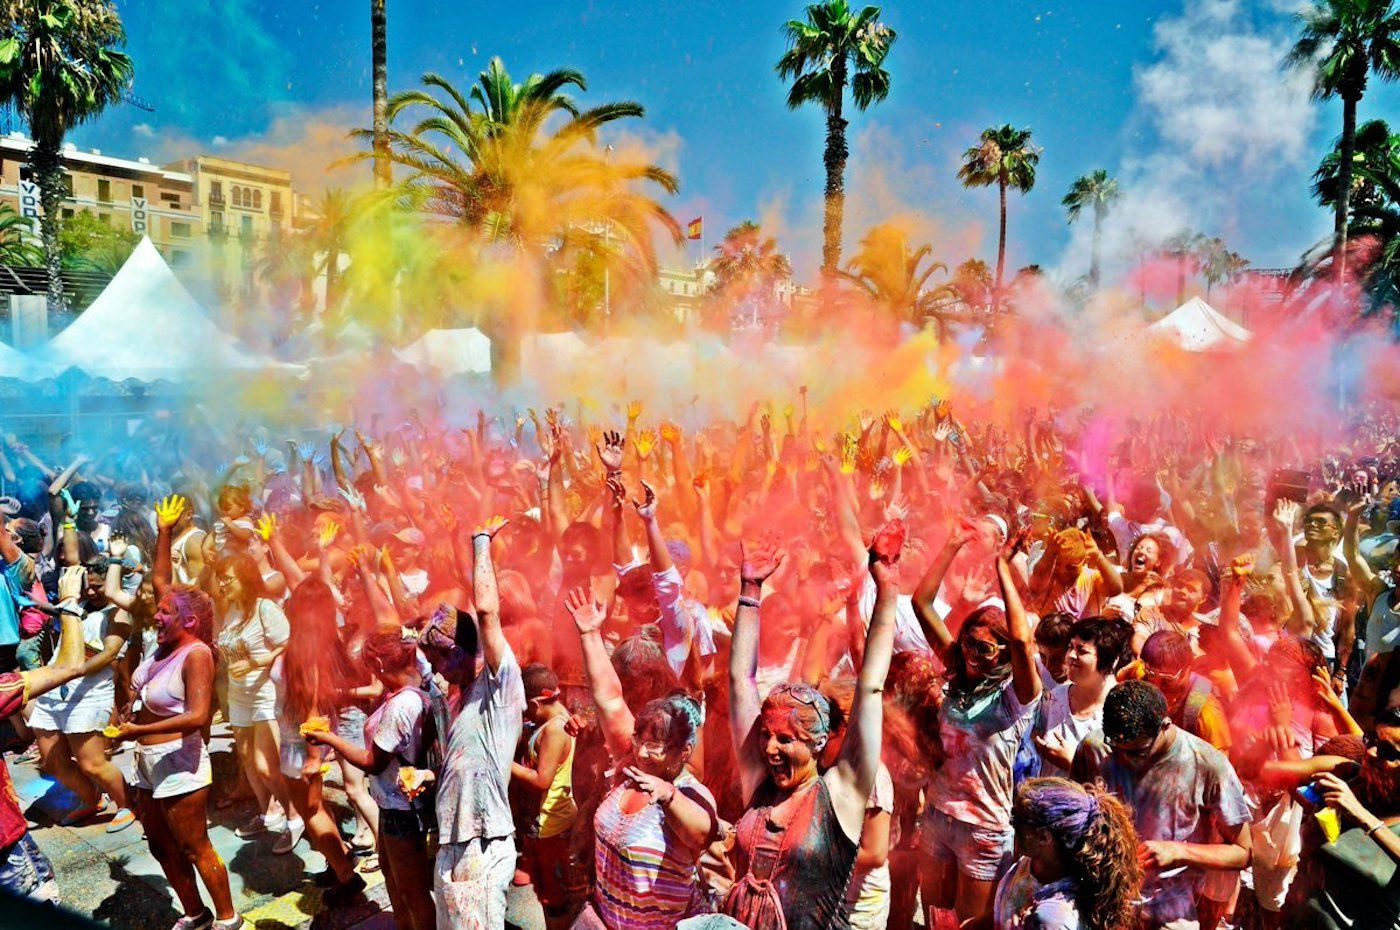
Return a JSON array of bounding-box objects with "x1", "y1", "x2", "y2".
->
[
  {"x1": 128, "y1": 734, "x2": 212, "y2": 799},
  {"x1": 227, "y1": 678, "x2": 277, "y2": 728},
  {"x1": 435, "y1": 836, "x2": 515, "y2": 930},
  {"x1": 28, "y1": 680, "x2": 114, "y2": 735}
]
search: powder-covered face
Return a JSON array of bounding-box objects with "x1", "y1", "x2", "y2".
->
[
  {"x1": 760, "y1": 707, "x2": 821, "y2": 790},
  {"x1": 1065, "y1": 636, "x2": 1101, "y2": 684},
  {"x1": 153, "y1": 599, "x2": 188, "y2": 645},
  {"x1": 1129, "y1": 537, "x2": 1160, "y2": 574}
]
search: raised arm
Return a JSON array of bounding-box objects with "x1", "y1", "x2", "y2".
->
[
  {"x1": 1216, "y1": 555, "x2": 1259, "y2": 679},
  {"x1": 729, "y1": 540, "x2": 783, "y2": 803},
  {"x1": 911, "y1": 521, "x2": 975, "y2": 658},
  {"x1": 564, "y1": 586, "x2": 635, "y2": 758},
  {"x1": 472, "y1": 516, "x2": 508, "y2": 674},
  {"x1": 829, "y1": 538, "x2": 900, "y2": 841},
  {"x1": 1271, "y1": 499, "x2": 1316, "y2": 637},
  {"x1": 152, "y1": 495, "x2": 186, "y2": 604},
  {"x1": 1001, "y1": 552, "x2": 1042, "y2": 706}
]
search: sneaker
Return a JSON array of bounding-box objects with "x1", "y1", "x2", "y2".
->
[
  {"x1": 271, "y1": 817, "x2": 304, "y2": 854},
  {"x1": 233, "y1": 813, "x2": 282, "y2": 839},
  {"x1": 211, "y1": 917, "x2": 244, "y2": 930},
  {"x1": 105, "y1": 808, "x2": 137, "y2": 833},
  {"x1": 13, "y1": 743, "x2": 39, "y2": 765},
  {"x1": 59, "y1": 803, "x2": 102, "y2": 827},
  {"x1": 169, "y1": 910, "x2": 214, "y2": 930},
  {"x1": 323, "y1": 873, "x2": 366, "y2": 908}
]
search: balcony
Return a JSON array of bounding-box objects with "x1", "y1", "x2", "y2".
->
[{"x1": 209, "y1": 192, "x2": 225, "y2": 206}]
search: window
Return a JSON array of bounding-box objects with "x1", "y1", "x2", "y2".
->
[
  {"x1": 252, "y1": 189, "x2": 262, "y2": 209},
  {"x1": 270, "y1": 191, "x2": 282, "y2": 213},
  {"x1": 209, "y1": 181, "x2": 222, "y2": 202},
  {"x1": 161, "y1": 191, "x2": 180, "y2": 204},
  {"x1": 171, "y1": 221, "x2": 191, "y2": 239},
  {"x1": 62, "y1": 174, "x2": 73, "y2": 196},
  {"x1": 231, "y1": 187, "x2": 241, "y2": 207},
  {"x1": 131, "y1": 184, "x2": 144, "y2": 199},
  {"x1": 241, "y1": 215, "x2": 253, "y2": 238},
  {"x1": 210, "y1": 211, "x2": 224, "y2": 232},
  {"x1": 97, "y1": 179, "x2": 111, "y2": 203},
  {"x1": 61, "y1": 208, "x2": 74, "y2": 219}
]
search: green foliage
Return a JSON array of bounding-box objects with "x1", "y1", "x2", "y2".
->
[
  {"x1": 57, "y1": 208, "x2": 136, "y2": 272},
  {"x1": 0, "y1": 203, "x2": 41, "y2": 265},
  {"x1": 959, "y1": 125, "x2": 1039, "y2": 193},
  {"x1": 776, "y1": 1, "x2": 896, "y2": 112},
  {"x1": 1288, "y1": 0, "x2": 1400, "y2": 104}
]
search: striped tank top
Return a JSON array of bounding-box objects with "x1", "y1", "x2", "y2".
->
[{"x1": 593, "y1": 770, "x2": 710, "y2": 930}]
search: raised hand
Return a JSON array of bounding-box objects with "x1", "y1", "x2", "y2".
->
[
  {"x1": 632, "y1": 481, "x2": 658, "y2": 521},
  {"x1": 623, "y1": 766, "x2": 677, "y2": 806},
  {"x1": 635, "y1": 429, "x2": 658, "y2": 461},
  {"x1": 108, "y1": 536, "x2": 129, "y2": 560},
  {"x1": 317, "y1": 520, "x2": 340, "y2": 549},
  {"x1": 627, "y1": 400, "x2": 643, "y2": 423},
  {"x1": 892, "y1": 446, "x2": 913, "y2": 467},
  {"x1": 740, "y1": 538, "x2": 785, "y2": 586},
  {"x1": 338, "y1": 485, "x2": 367, "y2": 512},
  {"x1": 255, "y1": 514, "x2": 277, "y2": 541},
  {"x1": 473, "y1": 515, "x2": 509, "y2": 539},
  {"x1": 885, "y1": 411, "x2": 903, "y2": 434},
  {"x1": 659, "y1": 421, "x2": 682, "y2": 445},
  {"x1": 58, "y1": 566, "x2": 86, "y2": 603},
  {"x1": 1272, "y1": 498, "x2": 1300, "y2": 536},
  {"x1": 154, "y1": 494, "x2": 187, "y2": 530},
  {"x1": 564, "y1": 586, "x2": 606, "y2": 635},
  {"x1": 597, "y1": 430, "x2": 625, "y2": 472}
]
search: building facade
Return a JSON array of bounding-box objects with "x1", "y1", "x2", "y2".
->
[{"x1": 0, "y1": 132, "x2": 202, "y2": 266}]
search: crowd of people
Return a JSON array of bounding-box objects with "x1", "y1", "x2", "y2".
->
[{"x1": 0, "y1": 397, "x2": 1397, "y2": 930}]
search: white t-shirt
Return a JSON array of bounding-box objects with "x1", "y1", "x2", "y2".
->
[
  {"x1": 436, "y1": 646, "x2": 525, "y2": 844},
  {"x1": 845, "y1": 763, "x2": 894, "y2": 930},
  {"x1": 368, "y1": 687, "x2": 427, "y2": 811},
  {"x1": 931, "y1": 679, "x2": 1039, "y2": 830},
  {"x1": 1034, "y1": 680, "x2": 1109, "y2": 780}
]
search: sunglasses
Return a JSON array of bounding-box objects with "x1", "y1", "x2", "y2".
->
[
  {"x1": 1143, "y1": 666, "x2": 1186, "y2": 685},
  {"x1": 964, "y1": 639, "x2": 1006, "y2": 660}
]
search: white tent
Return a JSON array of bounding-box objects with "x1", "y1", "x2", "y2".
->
[
  {"x1": 394, "y1": 328, "x2": 492, "y2": 374},
  {"x1": 37, "y1": 237, "x2": 297, "y2": 381},
  {"x1": 0, "y1": 339, "x2": 60, "y2": 380},
  {"x1": 1148, "y1": 296, "x2": 1252, "y2": 351}
]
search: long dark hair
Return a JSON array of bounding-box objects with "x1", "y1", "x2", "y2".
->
[
  {"x1": 947, "y1": 605, "x2": 1011, "y2": 694},
  {"x1": 1014, "y1": 777, "x2": 1142, "y2": 930},
  {"x1": 282, "y1": 579, "x2": 361, "y2": 725}
]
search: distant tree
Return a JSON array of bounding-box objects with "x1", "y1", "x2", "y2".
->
[
  {"x1": 58, "y1": 209, "x2": 137, "y2": 273},
  {"x1": 842, "y1": 222, "x2": 963, "y2": 337},
  {"x1": 958, "y1": 124, "x2": 1039, "y2": 293},
  {"x1": 1062, "y1": 169, "x2": 1120, "y2": 287}
]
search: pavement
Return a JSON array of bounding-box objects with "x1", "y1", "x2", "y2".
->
[{"x1": 9, "y1": 723, "x2": 546, "y2": 930}]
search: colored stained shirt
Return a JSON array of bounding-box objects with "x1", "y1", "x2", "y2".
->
[
  {"x1": 1072, "y1": 726, "x2": 1251, "y2": 926},
  {"x1": 436, "y1": 645, "x2": 525, "y2": 844},
  {"x1": 0, "y1": 672, "x2": 31, "y2": 848},
  {"x1": 993, "y1": 856, "x2": 1079, "y2": 930},
  {"x1": 930, "y1": 678, "x2": 1040, "y2": 830},
  {"x1": 0, "y1": 553, "x2": 34, "y2": 648}
]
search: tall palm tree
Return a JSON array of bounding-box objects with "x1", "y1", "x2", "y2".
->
[
  {"x1": 1288, "y1": 0, "x2": 1400, "y2": 286},
  {"x1": 1062, "y1": 169, "x2": 1120, "y2": 287},
  {"x1": 305, "y1": 188, "x2": 353, "y2": 316},
  {"x1": 1198, "y1": 237, "x2": 1250, "y2": 299},
  {"x1": 776, "y1": 1, "x2": 895, "y2": 276},
  {"x1": 841, "y1": 222, "x2": 962, "y2": 337},
  {"x1": 359, "y1": 60, "x2": 681, "y2": 376},
  {"x1": 958, "y1": 124, "x2": 1039, "y2": 293},
  {"x1": 0, "y1": 203, "x2": 41, "y2": 266},
  {"x1": 708, "y1": 220, "x2": 792, "y2": 328},
  {"x1": 0, "y1": 0, "x2": 132, "y2": 315},
  {"x1": 1164, "y1": 230, "x2": 1205, "y2": 305},
  {"x1": 1314, "y1": 117, "x2": 1400, "y2": 219},
  {"x1": 371, "y1": 0, "x2": 390, "y2": 189}
]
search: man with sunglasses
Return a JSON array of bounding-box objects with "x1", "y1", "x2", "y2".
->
[{"x1": 1072, "y1": 681, "x2": 1251, "y2": 929}]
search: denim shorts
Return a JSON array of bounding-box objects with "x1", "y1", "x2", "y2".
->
[
  {"x1": 0, "y1": 833, "x2": 57, "y2": 902},
  {"x1": 921, "y1": 806, "x2": 1014, "y2": 882}
]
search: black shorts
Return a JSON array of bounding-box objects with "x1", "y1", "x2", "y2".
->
[{"x1": 380, "y1": 806, "x2": 435, "y2": 839}]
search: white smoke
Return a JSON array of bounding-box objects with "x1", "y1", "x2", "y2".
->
[{"x1": 1057, "y1": 0, "x2": 1318, "y2": 285}]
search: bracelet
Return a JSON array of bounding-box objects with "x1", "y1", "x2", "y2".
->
[
  {"x1": 1368, "y1": 819, "x2": 1389, "y2": 838},
  {"x1": 737, "y1": 595, "x2": 761, "y2": 610}
]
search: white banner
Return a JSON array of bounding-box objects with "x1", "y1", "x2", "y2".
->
[
  {"x1": 17, "y1": 180, "x2": 40, "y2": 245},
  {"x1": 130, "y1": 197, "x2": 148, "y2": 235}
]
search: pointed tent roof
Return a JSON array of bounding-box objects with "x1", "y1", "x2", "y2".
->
[
  {"x1": 1148, "y1": 296, "x2": 1252, "y2": 351},
  {"x1": 394, "y1": 328, "x2": 492, "y2": 374},
  {"x1": 38, "y1": 237, "x2": 297, "y2": 382}
]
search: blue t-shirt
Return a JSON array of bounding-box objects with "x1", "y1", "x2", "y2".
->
[{"x1": 0, "y1": 554, "x2": 33, "y2": 647}]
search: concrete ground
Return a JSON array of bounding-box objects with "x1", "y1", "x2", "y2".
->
[{"x1": 10, "y1": 722, "x2": 546, "y2": 930}]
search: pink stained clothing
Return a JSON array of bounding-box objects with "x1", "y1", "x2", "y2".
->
[{"x1": 132, "y1": 641, "x2": 207, "y2": 718}]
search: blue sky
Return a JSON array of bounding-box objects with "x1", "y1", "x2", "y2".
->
[{"x1": 47, "y1": 0, "x2": 1400, "y2": 283}]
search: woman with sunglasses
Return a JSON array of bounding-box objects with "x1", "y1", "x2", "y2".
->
[
  {"x1": 562, "y1": 585, "x2": 717, "y2": 930},
  {"x1": 912, "y1": 524, "x2": 1041, "y2": 929},
  {"x1": 995, "y1": 777, "x2": 1141, "y2": 930},
  {"x1": 719, "y1": 532, "x2": 899, "y2": 930}
]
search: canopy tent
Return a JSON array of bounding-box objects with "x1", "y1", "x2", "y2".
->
[
  {"x1": 394, "y1": 328, "x2": 492, "y2": 374},
  {"x1": 37, "y1": 237, "x2": 298, "y2": 382},
  {"x1": 0, "y1": 338, "x2": 61, "y2": 381},
  {"x1": 1148, "y1": 296, "x2": 1252, "y2": 351}
]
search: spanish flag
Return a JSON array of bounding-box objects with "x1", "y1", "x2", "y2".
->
[{"x1": 686, "y1": 217, "x2": 703, "y2": 241}]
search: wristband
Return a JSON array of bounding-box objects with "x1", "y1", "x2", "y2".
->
[
  {"x1": 737, "y1": 595, "x2": 761, "y2": 610},
  {"x1": 1368, "y1": 819, "x2": 1389, "y2": 838}
]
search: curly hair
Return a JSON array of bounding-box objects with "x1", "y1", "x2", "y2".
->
[{"x1": 1013, "y1": 777, "x2": 1142, "y2": 930}]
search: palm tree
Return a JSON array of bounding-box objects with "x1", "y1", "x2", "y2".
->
[
  {"x1": 0, "y1": 0, "x2": 133, "y2": 315},
  {"x1": 776, "y1": 1, "x2": 896, "y2": 276},
  {"x1": 371, "y1": 0, "x2": 390, "y2": 189},
  {"x1": 1163, "y1": 230, "x2": 1205, "y2": 305},
  {"x1": 707, "y1": 220, "x2": 792, "y2": 329},
  {"x1": 841, "y1": 222, "x2": 963, "y2": 337},
  {"x1": 958, "y1": 124, "x2": 1039, "y2": 294},
  {"x1": 0, "y1": 203, "x2": 41, "y2": 266},
  {"x1": 1198, "y1": 237, "x2": 1250, "y2": 299},
  {"x1": 1062, "y1": 169, "x2": 1120, "y2": 287},
  {"x1": 1288, "y1": 0, "x2": 1400, "y2": 285},
  {"x1": 360, "y1": 60, "x2": 681, "y2": 376},
  {"x1": 305, "y1": 189, "x2": 353, "y2": 316},
  {"x1": 1314, "y1": 117, "x2": 1400, "y2": 219}
]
